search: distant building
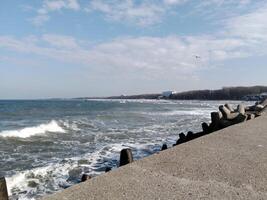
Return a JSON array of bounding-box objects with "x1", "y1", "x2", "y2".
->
[{"x1": 162, "y1": 91, "x2": 177, "y2": 98}]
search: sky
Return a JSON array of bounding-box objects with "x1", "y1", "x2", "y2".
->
[{"x1": 1, "y1": 0, "x2": 267, "y2": 99}]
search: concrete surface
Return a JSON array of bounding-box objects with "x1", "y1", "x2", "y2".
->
[{"x1": 43, "y1": 112, "x2": 267, "y2": 200}]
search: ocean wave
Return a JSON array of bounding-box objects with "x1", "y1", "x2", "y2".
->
[
  {"x1": 5, "y1": 141, "x2": 165, "y2": 200},
  {"x1": 0, "y1": 120, "x2": 65, "y2": 138},
  {"x1": 136, "y1": 109, "x2": 213, "y2": 117}
]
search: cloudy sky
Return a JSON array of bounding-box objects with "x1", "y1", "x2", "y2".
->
[{"x1": 1, "y1": 0, "x2": 267, "y2": 99}]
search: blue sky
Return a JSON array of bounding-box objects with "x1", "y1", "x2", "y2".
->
[{"x1": 1, "y1": 0, "x2": 267, "y2": 99}]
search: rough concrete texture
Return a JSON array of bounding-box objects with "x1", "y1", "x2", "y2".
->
[{"x1": 43, "y1": 112, "x2": 267, "y2": 200}]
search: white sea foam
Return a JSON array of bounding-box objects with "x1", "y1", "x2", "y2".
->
[
  {"x1": 5, "y1": 141, "x2": 164, "y2": 200},
  {"x1": 0, "y1": 120, "x2": 65, "y2": 138},
  {"x1": 137, "y1": 109, "x2": 213, "y2": 117}
]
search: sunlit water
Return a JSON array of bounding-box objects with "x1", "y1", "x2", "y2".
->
[{"x1": 0, "y1": 99, "x2": 249, "y2": 199}]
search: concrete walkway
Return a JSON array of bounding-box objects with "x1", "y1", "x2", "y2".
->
[{"x1": 43, "y1": 112, "x2": 267, "y2": 200}]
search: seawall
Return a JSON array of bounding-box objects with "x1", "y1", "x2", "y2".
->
[{"x1": 42, "y1": 109, "x2": 267, "y2": 199}]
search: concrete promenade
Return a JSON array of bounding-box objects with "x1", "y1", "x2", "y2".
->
[{"x1": 43, "y1": 111, "x2": 267, "y2": 200}]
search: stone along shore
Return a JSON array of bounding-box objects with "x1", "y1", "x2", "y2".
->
[{"x1": 1, "y1": 100, "x2": 267, "y2": 200}]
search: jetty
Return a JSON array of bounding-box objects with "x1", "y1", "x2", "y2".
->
[{"x1": 41, "y1": 103, "x2": 267, "y2": 199}]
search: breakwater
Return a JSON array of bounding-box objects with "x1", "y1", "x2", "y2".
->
[
  {"x1": 1, "y1": 99, "x2": 266, "y2": 199},
  {"x1": 39, "y1": 99, "x2": 267, "y2": 200}
]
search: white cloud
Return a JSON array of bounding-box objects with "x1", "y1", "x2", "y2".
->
[
  {"x1": 31, "y1": 0, "x2": 80, "y2": 26},
  {"x1": 30, "y1": 14, "x2": 50, "y2": 26},
  {"x1": 85, "y1": 0, "x2": 258, "y2": 26},
  {"x1": 163, "y1": 0, "x2": 186, "y2": 5},
  {"x1": 4, "y1": 1, "x2": 267, "y2": 77},
  {"x1": 0, "y1": 33, "x2": 252, "y2": 78},
  {"x1": 27, "y1": 0, "x2": 263, "y2": 27},
  {"x1": 225, "y1": 5, "x2": 267, "y2": 41},
  {"x1": 86, "y1": 0, "x2": 188, "y2": 26},
  {"x1": 42, "y1": 34, "x2": 79, "y2": 49}
]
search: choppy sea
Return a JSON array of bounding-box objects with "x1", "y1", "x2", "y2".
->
[{"x1": 0, "y1": 99, "x2": 249, "y2": 199}]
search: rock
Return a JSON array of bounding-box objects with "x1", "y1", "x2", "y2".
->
[
  {"x1": 259, "y1": 98, "x2": 267, "y2": 107},
  {"x1": 161, "y1": 144, "x2": 167, "y2": 151},
  {"x1": 237, "y1": 104, "x2": 245, "y2": 115},
  {"x1": 25, "y1": 172, "x2": 35, "y2": 179},
  {"x1": 247, "y1": 114, "x2": 255, "y2": 120},
  {"x1": 81, "y1": 174, "x2": 91, "y2": 182},
  {"x1": 105, "y1": 167, "x2": 112, "y2": 172},
  {"x1": 78, "y1": 159, "x2": 89, "y2": 165},
  {"x1": 210, "y1": 112, "x2": 222, "y2": 132},
  {"x1": 211, "y1": 112, "x2": 222, "y2": 124},
  {"x1": 186, "y1": 131, "x2": 194, "y2": 140},
  {"x1": 255, "y1": 104, "x2": 265, "y2": 112},
  {"x1": 202, "y1": 122, "x2": 210, "y2": 134},
  {"x1": 219, "y1": 119, "x2": 235, "y2": 129},
  {"x1": 176, "y1": 132, "x2": 186, "y2": 145},
  {"x1": 0, "y1": 177, "x2": 8, "y2": 200},
  {"x1": 119, "y1": 148, "x2": 133, "y2": 167},
  {"x1": 28, "y1": 180, "x2": 38, "y2": 188},
  {"x1": 219, "y1": 105, "x2": 239, "y2": 120},
  {"x1": 67, "y1": 167, "x2": 83, "y2": 182},
  {"x1": 219, "y1": 113, "x2": 247, "y2": 128},
  {"x1": 225, "y1": 104, "x2": 234, "y2": 112}
]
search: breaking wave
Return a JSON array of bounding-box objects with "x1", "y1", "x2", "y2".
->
[{"x1": 0, "y1": 120, "x2": 65, "y2": 138}]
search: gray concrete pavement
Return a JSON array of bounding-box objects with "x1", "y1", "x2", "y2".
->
[{"x1": 43, "y1": 112, "x2": 267, "y2": 200}]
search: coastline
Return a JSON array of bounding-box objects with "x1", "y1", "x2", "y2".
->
[{"x1": 41, "y1": 101, "x2": 267, "y2": 200}]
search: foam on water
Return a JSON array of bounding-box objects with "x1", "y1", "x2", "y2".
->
[
  {"x1": 1, "y1": 99, "x2": 250, "y2": 200},
  {"x1": 5, "y1": 141, "x2": 163, "y2": 200},
  {"x1": 0, "y1": 120, "x2": 65, "y2": 138}
]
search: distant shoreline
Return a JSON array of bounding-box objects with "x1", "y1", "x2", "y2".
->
[{"x1": 76, "y1": 85, "x2": 267, "y2": 101}]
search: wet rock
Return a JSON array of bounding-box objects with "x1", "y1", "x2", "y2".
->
[
  {"x1": 94, "y1": 166, "x2": 108, "y2": 172},
  {"x1": 67, "y1": 167, "x2": 83, "y2": 182},
  {"x1": 81, "y1": 174, "x2": 91, "y2": 182},
  {"x1": 0, "y1": 177, "x2": 8, "y2": 200},
  {"x1": 78, "y1": 159, "x2": 89, "y2": 165},
  {"x1": 25, "y1": 172, "x2": 35, "y2": 179},
  {"x1": 186, "y1": 131, "x2": 194, "y2": 140},
  {"x1": 28, "y1": 180, "x2": 38, "y2": 188},
  {"x1": 161, "y1": 144, "x2": 167, "y2": 151},
  {"x1": 210, "y1": 112, "x2": 222, "y2": 132},
  {"x1": 176, "y1": 132, "x2": 186, "y2": 145},
  {"x1": 105, "y1": 167, "x2": 112, "y2": 172},
  {"x1": 202, "y1": 122, "x2": 210, "y2": 134},
  {"x1": 119, "y1": 148, "x2": 133, "y2": 167}
]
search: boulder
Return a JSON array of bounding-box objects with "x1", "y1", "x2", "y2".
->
[
  {"x1": 247, "y1": 114, "x2": 255, "y2": 120},
  {"x1": 219, "y1": 105, "x2": 239, "y2": 120},
  {"x1": 186, "y1": 131, "x2": 194, "y2": 140},
  {"x1": 0, "y1": 177, "x2": 8, "y2": 200},
  {"x1": 119, "y1": 148, "x2": 133, "y2": 167},
  {"x1": 105, "y1": 167, "x2": 112, "y2": 172},
  {"x1": 161, "y1": 144, "x2": 167, "y2": 151},
  {"x1": 176, "y1": 132, "x2": 186, "y2": 145},
  {"x1": 209, "y1": 112, "x2": 222, "y2": 132},
  {"x1": 225, "y1": 104, "x2": 234, "y2": 112},
  {"x1": 28, "y1": 180, "x2": 38, "y2": 188},
  {"x1": 81, "y1": 174, "x2": 91, "y2": 182},
  {"x1": 237, "y1": 104, "x2": 245, "y2": 115},
  {"x1": 202, "y1": 122, "x2": 210, "y2": 134}
]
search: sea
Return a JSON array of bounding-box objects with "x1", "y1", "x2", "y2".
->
[{"x1": 0, "y1": 99, "x2": 249, "y2": 200}]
